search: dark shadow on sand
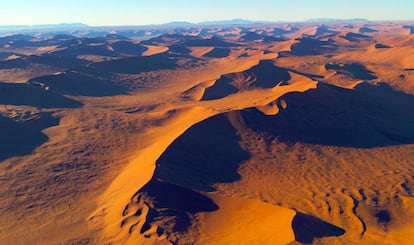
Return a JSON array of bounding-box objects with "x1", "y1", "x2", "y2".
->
[
  {"x1": 136, "y1": 179, "x2": 219, "y2": 235},
  {"x1": 292, "y1": 212, "x2": 345, "y2": 243},
  {"x1": 155, "y1": 113, "x2": 249, "y2": 192},
  {"x1": 0, "y1": 82, "x2": 82, "y2": 108},
  {"x1": 0, "y1": 113, "x2": 59, "y2": 162},
  {"x1": 242, "y1": 82, "x2": 414, "y2": 148},
  {"x1": 325, "y1": 63, "x2": 377, "y2": 80},
  {"x1": 28, "y1": 69, "x2": 127, "y2": 97},
  {"x1": 202, "y1": 60, "x2": 291, "y2": 100}
]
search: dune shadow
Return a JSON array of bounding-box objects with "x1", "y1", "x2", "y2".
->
[
  {"x1": 0, "y1": 58, "x2": 28, "y2": 69},
  {"x1": 0, "y1": 55, "x2": 90, "y2": 70},
  {"x1": 135, "y1": 178, "x2": 219, "y2": 235},
  {"x1": 110, "y1": 41, "x2": 148, "y2": 55},
  {"x1": 0, "y1": 82, "x2": 82, "y2": 108},
  {"x1": 28, "y1": 69, "x2": 127, "y2": 97},
  {"x1": 341, "y1": 32, "x2": 372, "y2": 42},
  {"x1": 359, "y1": 27, "x2": 378, "y2": 33},
  {"x1": 203, "y1": 47, "x2": 231, "y2": 58},
  {"x1": 51, "y1": 42, "x2": 118, "y2": 58},
  {"x1": 292, "y1": 212, "x2": 345, "y2": 243},
  {"x1": 374, "y1": 43, "x2": 391, "y2": 49},
  {"x1": 202, "y1": 60, "x2": 291, "y2": 100},
  {"x1": 325, "y1": 63, "x2": 377, "y2": 80},
  {"x1": 242, "y1": 82, "x2": 414, "y2": 148},
  {"x1": 184, "y1": 37, "x2": 239, "y2": 47},
  {"x1": 91, "y1": 53, "x2": 178, "y2": 74},
  {"x1": 290, "y1": 37, "x2": 337, "y2": 55},
  {"x1": 154, "y1": 113, "x2": 249, "y2": 192},
  {"x1": 0, "y1": 113, "x2": 59, "y2": 162}
]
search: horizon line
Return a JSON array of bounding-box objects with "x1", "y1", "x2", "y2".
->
[{"x1": 1, "y1": 18, "x2": 414, "y2": 28}]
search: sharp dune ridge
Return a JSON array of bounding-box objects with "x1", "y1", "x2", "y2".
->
[{"x1": 0, "y1": 21, "x2": 414, "y2": 245}]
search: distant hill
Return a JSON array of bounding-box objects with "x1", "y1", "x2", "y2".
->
[
  {"x1": 198, "y1": 19, "x2": 267, "y2": 25},
  {"x1": 161, "y1": 19, "x2": 269, "y2": 27},
  {"x1": 307, "y1": 18, "x2": 369, "y2": 23},
  {"x1": 162, "y1": 21, "x2": 195, "y2": 27},
  {"x1": 0, "y1": 23, "x2": 88, "y2": 31}
]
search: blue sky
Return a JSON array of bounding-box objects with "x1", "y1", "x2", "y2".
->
[{"x1": 1, "y1": 0, "x2": 413, "y2": 26}]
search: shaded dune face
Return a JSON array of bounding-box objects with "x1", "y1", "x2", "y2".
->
[
  {"x1": 246, "y1": 82, "x2": 414, "y2": 148},
  {"x1": 0, "y1": 113, "x2": 59, "y2": 162},
  {"x1": 292, "y1": 212, "x2": 345, "y2": 243},
  {"x1": 341, "y1": 32, "x2": 372, "y2": 42},
  {"x1": 202, "y1": 60, "x2": 291, "y2": 100},
  {"x1": 202, "y1": 47, "x2": 231, "y2": 58},
  {"x1": 122, "y1": 179, "x2": 219, "y2": 243},
  {"x1": 154, "y1": 112, "x2": 250, "y2": 192},
  {"x1": 110, "y1": 41, "x2": 148, "y2": 56},
  {"x1": 28, "y1": 70, "x2": 128, "y2": 97},
  {"x1": 325, "y1": 63, "x2": 377, "y2": 80},
  {"x1": 290, "y1": 37, "x2": 338, "y2": 55},
  {"x1": 0, "y1": 82, "x2": 82, "y2": 108}
]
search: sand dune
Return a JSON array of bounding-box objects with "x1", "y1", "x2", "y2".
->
[
  {"x1": 1, "y1": 22, "x2": 414, "y2": 245},
  {"x1": 142, "y1": 45, "x2": 169, "y2": 56}
]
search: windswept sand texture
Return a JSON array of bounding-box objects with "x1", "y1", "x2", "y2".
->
[{"x1": 1, "y1": 22, "x2": 414, "y2": 245}]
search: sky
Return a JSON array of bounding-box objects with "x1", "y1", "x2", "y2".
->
[{"x1": 0, "y1": 0, "x2": 413, "y2": 26}]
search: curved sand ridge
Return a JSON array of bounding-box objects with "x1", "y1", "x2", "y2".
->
[{"x1": 94, "y1": 60, "x2": 318, "y2": 244}]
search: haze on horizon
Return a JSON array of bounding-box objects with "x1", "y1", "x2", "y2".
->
[{"x1": 1, "y1": 0, "x2": 413, "y2": 26}]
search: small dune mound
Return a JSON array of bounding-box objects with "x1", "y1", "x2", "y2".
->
[
  {"x1": 51, "y1": 39, "x2": 119, "y2": 58},
  {"x1": 341, "y1": 32, "x2": 372, "y2": 42},
  {"x1": 103, "y1": 34, "x2": 130, "y2": 40},
  {"x1": 46, "y1": 34, "x2": 77, "y2": 41},
  {"x1": 141, "y1": 45, "x2": 169, "y2": 56},
  {"x1": 290, "y1": 37, "x2": 337, "y2": 55},
  {"x1": 140, "y1": 33, "x2": 187, "y2": 46},
  {"x1": 314, "y1": 25, "x2": 339, "y2": 36},
  {"x1": 359, "y1": 27, "x2": 378, "y2": 33},
  {"x1": 184, "y1": 36, "x2": 238, "y2": 47},
  {"x1": 0, "y1": 52, "x2": 23, "y2": 60},
  {"x1": 239, "y1": 31, "x2": 264, "y2": 42},
  {"x1": 374, "y1": 43, "x2": 391, "y2": 49},
  {"x1": 0, "y1": 34, "x2": 37, "y2": 46},
  {"x1": 91, "y1": 53, "x2": 178, "y2": 74},
  {"x1": 201, "y1": 60, "x2": 291, "y2": 100},
  {"x1": 256, "y1": 101, "x2": 280, "y2": 115},
  {"x1": 325, "y1": 62, "x2": 377, "y2": 80},
  {"x1": 110, "y1": 41, "x2": 148, "y2": 55},
  {"x1": 168, "y1": 44, "x2": 192, "y2": 55},
  {"x1": 188, "y1": 46, "x2": 214, "y2": 58},
  {"x1": 202, "y1": 47, "x2": 231, "y2": 58},
  {"x1": 181, "y1": 80, "x2": 215, "y2": 101}
]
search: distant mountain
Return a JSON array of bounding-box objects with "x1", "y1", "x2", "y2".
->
[
  {"x1": 0, "y1": 23, "x2": 88, "y2": 31},
  {"x1": 198, "y1": 19, "x2": 266, "y2": 25},
  {"x1": 307, "y1": 18, "x2": 369, "y2": 23},
  {"x1": 161, "y1": 19, "x2": 268, "y2": 27},
  {"x1": 162, "y1": 21, "x2": 195, "y2": 27}
]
